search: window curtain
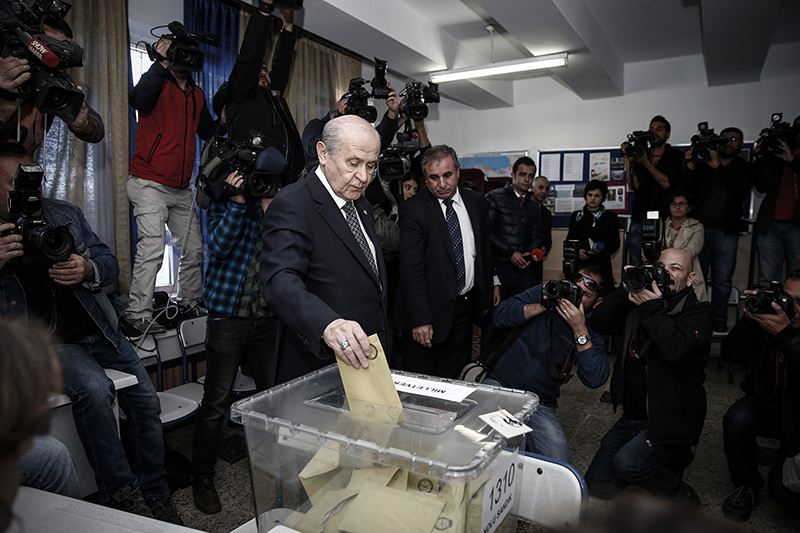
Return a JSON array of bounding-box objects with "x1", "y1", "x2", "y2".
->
[{"x1": 41, "y1": 0, "x2": 131, "y2": 289}]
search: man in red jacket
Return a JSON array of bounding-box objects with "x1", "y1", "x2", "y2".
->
[{"x1": 125, "y1": 35, "x2": 216, "y2": 334}]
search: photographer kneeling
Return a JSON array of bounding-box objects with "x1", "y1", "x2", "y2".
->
[
  {"x1": 584, "y1": 248, "x2": 712, "y2": 505},
  {"x1": 484, "y1": 266, "x2": 610, "y2": 464},
  {"x1": 720, "y1": 272, "x2": 800, "y2": 522}
]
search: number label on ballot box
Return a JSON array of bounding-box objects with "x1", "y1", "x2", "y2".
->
[{"x1": 481, "y1": 452, "x2": 517, "y2": 533}]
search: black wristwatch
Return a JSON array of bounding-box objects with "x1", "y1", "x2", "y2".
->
[{"x1": 575, "y1": 334, "x2": 589, "y2": 346}]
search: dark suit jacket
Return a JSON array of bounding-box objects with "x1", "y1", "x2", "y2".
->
[
  {"x1": 398, "y1": 187, "x2": 492, "y2": 342},
  {"x1": 261, "y1": 171, "x2": 389, "y2": 383}
]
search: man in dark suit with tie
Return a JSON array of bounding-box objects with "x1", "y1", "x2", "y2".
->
[
  {"x1": 261, "y1": 115, "x2": 388, "y2": 383},
  {"x1": 399, "y1": 145, "x2": 492, "y2": 379}
]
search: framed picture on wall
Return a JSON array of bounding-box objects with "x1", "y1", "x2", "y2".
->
[{"x1": 459, "y1": 151, "x2": 529, "y2": 178}]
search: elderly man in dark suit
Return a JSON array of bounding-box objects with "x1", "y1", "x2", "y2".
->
[
  {"x1": 261, "y1": 115, "x2": 388, "y2": 383},
  {"x1": 399, "y1": 145, "x2": 492, "y2": 379}
]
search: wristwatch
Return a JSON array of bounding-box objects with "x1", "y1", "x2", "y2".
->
[{"x1": 575, "y1": 334, "x2": 589, "y2": 346}]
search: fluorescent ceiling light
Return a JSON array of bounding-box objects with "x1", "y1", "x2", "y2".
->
[{"x1": 430, "y1": 53, "x2": 568, "y2": 83}]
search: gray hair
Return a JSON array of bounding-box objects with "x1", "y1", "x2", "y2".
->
[
  {"x1": 422, "y1": 144, "x2": 460, "y2": 175},
  {"x1": 320, "y1": 115, "x2": 380, "y2": 156}
]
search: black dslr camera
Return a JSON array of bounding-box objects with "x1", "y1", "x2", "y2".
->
[
  {"x1": 624, "y1": 130, "x2": 656, "y2": 158},
  {"x1": 378, "y1": 131, "x2": 418, "y2": 181},
  {"x1": 197, "y1": 131, "x2": 288, "y2": 201},
  {"x1": 743, "y1": 281, "x2": 795, "y2": 318},
  {"x1": 0, "y1": 0, "x2": 86, "y2": 119},
  {"x1": 2, "y1": 163, "x2": 73, "y2": 266},
  {"x1": 690, "y1": 122, "x2": 728, "y2": 164},
  {"x1": 399, "y1": 80, "x2": 439, "y2": 120},
  {"x1": 145, "y1": 21, "x2": 219, "y2": 72},
  {"x1": 542, "y1": 239, "x2": 583, "y2": 309},
  {"x1": 623, "y1": 213, "x2": 670, "y2": 294},
  {"x1": 758, "y1": 112, "x2": 799, "y2": 155}
]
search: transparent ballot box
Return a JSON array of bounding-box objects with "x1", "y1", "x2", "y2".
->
[{"x1": 231, "y1": 365, "x2": 538, "y2": 533}]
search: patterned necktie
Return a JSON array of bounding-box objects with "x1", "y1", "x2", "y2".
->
[
  {"x1": 444, "y1": 198, "x2": 466, "y2": 293},
  {"x1": 343, "y1": 201, "x2": 379, "y2": 279}
]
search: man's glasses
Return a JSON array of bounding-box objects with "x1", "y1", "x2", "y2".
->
[
  {"x1": 575, "y1": 274, "x2": 598, "y2": 293},
  {"x1": 724, "y1": 136, "x2": 739, "y2": 143},
  {"x1": 671, "y1": 201, "x2": 689, "y2": 207}
]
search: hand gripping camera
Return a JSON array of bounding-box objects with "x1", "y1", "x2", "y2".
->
[
  {"x1": 541, "y1": 240, "x2": 582, "y2": 310},
  {"x1": 690, "y1": 122, "x2": 728, "y2": 164},
  {"x1": 145, "y1": 21, "x2": 219, "y2": 72},
  {"x1": 622, "y1": 213, "x2": 670, "y2": 295},
  {"x1": 743, "y1": 281, "x2": 795, "y2": 318},
  {"x1": 758, "y1": 112, "x2": 800, "y2": 155},
  {"x1": 624, "y1": 130, "x2": 657, "y2": 158},
  {"x1": 0, "y1": 0, "x2": 86, "y2": 119},
  {"x1": 2, "y1": 163, "x2": 73, "y2": 266}
]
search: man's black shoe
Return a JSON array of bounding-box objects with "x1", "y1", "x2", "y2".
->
[
  {"x1": 193, "y1": 476, "x2": 222, "y2": 514},
  {"x1": 722, "y1": 485, "x2": 755, "y2": 522},
  {"x1": 146, "y1": 495, "x2": 184, "y2": 525},
  {"x1": 713, "y1": 320, "x2": 728, "y2": 333},
  {"x1": 109, "y1": 485, "x2": 153, "y2": 518}
]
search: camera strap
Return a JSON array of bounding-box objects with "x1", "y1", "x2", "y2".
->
[{"x1": 546, "y1": 315, "x2": 576, "y2": 382}]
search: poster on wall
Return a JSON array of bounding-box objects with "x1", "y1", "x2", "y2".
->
[
  {"x1": 459, "y1": 151, "x2": 529, "y2": 178},
  {"x1": 562, "y1": 153, "x2": 584, "y2": 181},
  {"x1": 604, "y1": 182, "x2": 627, "y2": 211},
  {"x1": 539, "y1": 153, "x2": 561, "y2": 181},
  {"x1": 589, "y1": 152, "x2": 611, "y2": 181}
]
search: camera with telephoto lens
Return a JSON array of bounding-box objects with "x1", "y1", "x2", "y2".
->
[
  {"x1": 0, "y1": 0, "x2": 86, "y2": 119},
  {"x1": 624, "y1": 130, "x2": 657, "y2": 158},
  {"x1": 758, "y1": 112, "x2": 800, "y2": 155},
  {"x1": 1, "y1": 163, "x2": 73, "y2": 266},
  {"x1": 378, "y1": 132, "x2": 418, "y2": 181},
  {"x1": 344, "y1": 77, "x2": 376, "y2": 123},
  {"x1": 145, "y1": 21, "x2": 218, "y2": 72},
  {"x1": 690, "y1": 122, "x2": 728, "y2": 163},
  {"x1": 196, "y1": 131, "x2": 288, "y2": 201},
  {"x1": 399, "y1": 80, "x2": 440, "y2": 120},
  {"x1": 743, "y1": 281, "x2": 795, "y2": 318}
]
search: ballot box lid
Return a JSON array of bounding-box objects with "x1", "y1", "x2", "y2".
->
[{"x1": 231, "y1": 365, "x2": 538, "y2": 481}]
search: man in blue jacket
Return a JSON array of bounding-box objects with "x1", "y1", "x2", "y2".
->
[
  {"x1": 485, "y1": 266, "x2": 609, "y2": 464},
  {"x1": 0, "y1": 143, "x2": 180, "y2": 523}
]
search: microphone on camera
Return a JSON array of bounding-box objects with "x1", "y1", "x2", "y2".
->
[{"x1": 24, "y1": 34, "x2": 60, "y2": 69}]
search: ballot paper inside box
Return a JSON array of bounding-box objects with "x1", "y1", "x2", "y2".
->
[{"x1": 230, "y1": 365, "x2": 538, "y2": 533}]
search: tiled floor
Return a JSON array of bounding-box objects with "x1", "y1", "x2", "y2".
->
[{"x1": 166, "y1": 353, "x2": 799, "y2": 532}]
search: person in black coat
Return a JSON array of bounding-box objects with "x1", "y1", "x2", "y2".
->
[
  {"x1": 566, "y1": 180, "x2": 620, "y2": 285},
  {"x1": 584, "y1": 248, "x2": 712, "y2": 504}
]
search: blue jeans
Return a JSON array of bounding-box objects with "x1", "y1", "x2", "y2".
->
[
  {"x1": 19, "y1": 435, "x2": 81, "y2": 498},
  {"x1": 626, "y1": 221, "x2": 643, "y2": 266},
  {"x1": 757, "y1": 221, "x2": 800, "y2": 287},
  {"x1": 192, "y1": 315, "x2": 278, "y2": 477},
  {"x1": 584, "y1": 417, "x2": 693, "y2": 499},
  {"x1": 483, "y1": 378, "x2": 570, "y2": 464},
  {"x1": 57, "y1": 332, "x2": 168, "y2": 502},
  {"x1": 699, "y1": 229, "x2": 739, "y2": 323}
]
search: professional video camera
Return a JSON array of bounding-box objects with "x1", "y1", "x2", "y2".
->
[
  {"x1": 196, "y1": 131, "x2": 288, "y2": 202},
  {"x1": 344, "y1": 77, "x2": 377, "y2": 123},
  {"x1": 145, "y1": 21, "x2": 218, "y2": 72},
  {"x1": 541, "y1": 239, "x2": 582, "y2": 310},
  {"x1": 622, "y1": 212, "x2": 670, "y2": 294},
  {"x1": 743, "y1": 280, "x2": 795, "y2": 318},
  {"x1": 1, "y1": 163, "x2": 73, "y2": 266},
  {"x1": 758, "y1": 112, "x2": 800, "y2": 155},
  {"x1": 0, "y1": 0, "x2": 86, "y2": 119},
  {"x1": 378, "y1": 131, "x2": 418, "y2": 181},
  {"x1": 690, "y1": 122, "x2": 728, "y2": 163},
  {"x1": 399, "y1": 80, "x2": 439, "y2": 120},
  {"x1": 624, "y1": 130, "x2": 656, "y2": 158}
]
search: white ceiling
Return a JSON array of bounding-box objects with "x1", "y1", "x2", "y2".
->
[{"x1": 290, "y1": 0, "x2": 800, "y2": 109}]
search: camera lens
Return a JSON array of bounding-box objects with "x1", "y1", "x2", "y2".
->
[{"x1": 623, "y1": 267, "x2": 649, "y2": 292}]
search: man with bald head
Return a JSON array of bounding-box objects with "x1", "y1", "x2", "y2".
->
[
  {"x1": 584, "y1": 247, "x2": 712, "y2": 505},
  {"x1": 261, "y1": 115, "x2": 388, "y2": 382}
]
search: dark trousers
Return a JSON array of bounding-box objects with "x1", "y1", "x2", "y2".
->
[
  {"x1": 723, "y1": 393, "x2": 800, "y2": 508},
  {"x1": 192, "y1": 315, "x2": 278, "y2": 478},
  {"x1": 584, "y1": 416, "x2": 694, "y2": 499},
  {"x1": 404, "y1": 293, "x2": 473, "y2": 379}
]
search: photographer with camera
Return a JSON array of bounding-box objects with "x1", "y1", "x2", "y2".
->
[
  {"x1": 719, "y1": 271, "x2": 800, "y2": 522},
  {"x1": 191, "y1": 147, "x2": 285, "y2": 514},
  {"x1": 752, "y1": 114, "x2": 800, "y2": 287},
  {"x1": 0, "y1": 15, "x2": 104, "y2": 155},
  {"x1": 483, "y1": 267, "x2": 609, "y2": 464},
  {"x1": 486, "y1": 156, "x2": 545, "y2": 300},
  {"x1": 0, "y1": 143, "x2": 181, "y2": 524},
  {"x1": 622, "y1": 115, "x2": 684, "y2": 266},
  {"x1": 684, "y1": 125, "x2": 752, "y2": 331},
  {"x1": 566, "y1": 179, "x2": 620, "y2": 286},
  {"x1": 125, "y1": 21, "x2": 219, "y2": 335},
  {"x1": 215, "y1": 1, "x2": 303, "y2": 181},
  {"x1": 584, "y1": 248, "x2": 712, "y2": 505}
]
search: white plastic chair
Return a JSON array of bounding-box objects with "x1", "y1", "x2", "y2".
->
[{"x1": 512, "y1": 451, "x2": 588, "y2": 529}]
